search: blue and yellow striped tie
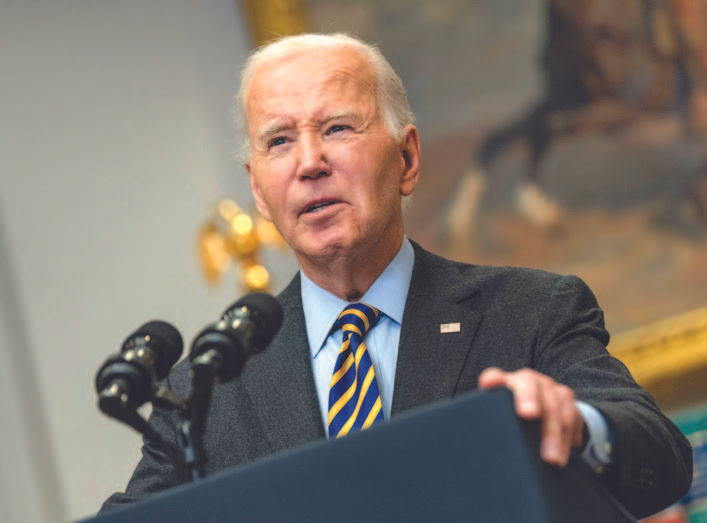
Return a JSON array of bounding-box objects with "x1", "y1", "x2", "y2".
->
[{"x1": 328, "y1": 303, "x2": 384, "y2": 438}]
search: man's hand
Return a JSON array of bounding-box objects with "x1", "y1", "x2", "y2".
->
[{"x1": 478, "y1": 367, "x2": 585, "y2": 467}]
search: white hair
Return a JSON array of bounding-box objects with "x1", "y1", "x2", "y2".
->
[{"x1": 236, "y1": 33, "x2": 416, "y2": 160}]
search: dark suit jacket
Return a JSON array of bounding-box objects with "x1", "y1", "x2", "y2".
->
[{"x1": 102, "y1": 242, "x2": 692, "y2": 518}]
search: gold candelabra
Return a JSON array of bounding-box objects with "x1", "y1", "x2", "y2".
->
[{"x1": 197, "y1": 200, "x2": 287, "y2": 293}]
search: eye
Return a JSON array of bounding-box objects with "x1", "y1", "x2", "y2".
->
[
  {"x1": 268, "y1": 136, "x2": 288, "y2": 149},
  {"x1": 327, "y1": 124, "x2": 350, "y2": 135}
]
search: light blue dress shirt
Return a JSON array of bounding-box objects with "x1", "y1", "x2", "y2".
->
[
  {"x1": 302, "y1": 238, "x2": 414, "y2": 437},
  {"x1": 300, "y1": 238, "x2": 611, "y2": 470}
]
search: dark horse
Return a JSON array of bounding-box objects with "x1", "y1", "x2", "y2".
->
[{"x1": 447, "y1": 0, "x2": 707, "y2": 239}]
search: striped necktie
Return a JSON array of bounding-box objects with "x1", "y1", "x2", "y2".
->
[{"x1": 328, "y1": 303, "x2": 384, "y2": 438}]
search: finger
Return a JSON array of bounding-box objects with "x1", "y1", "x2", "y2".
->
[
  {"x1": 570, "y1": 406, "x2": 586, "y2": 449},
  {"x1": 539, "y1": 379, "x2": 564, "y2": 466},
  {"x1": 478, "y1": 367, "x2": 508, "y2": 389},
  {"x1": 559, "y1": 389, "x2": 585, "y2": 451},
  {"x1": 540, "y1": 384, "x2": 577, "y2": 467},
  {"x1": 479, "y1": 368, "x2": 543, "y2": 420},
  {"x1": 507, "y1": 369, "x2": 542, "y2": 419}
]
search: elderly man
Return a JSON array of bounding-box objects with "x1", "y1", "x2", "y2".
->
[{"x1": 102, "y1": 33, "x2": 691, "y2": 519}]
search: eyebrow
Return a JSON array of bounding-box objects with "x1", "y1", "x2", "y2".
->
[
  {"x1": 256, "y1": 111, "x2": 362, "y2": 142},
  {"x1": 257, "y1": 121, "x2": 294, "y2": 142},
  {"x1": 321, "y1": 110, "x2": 359, "y2": 123}
]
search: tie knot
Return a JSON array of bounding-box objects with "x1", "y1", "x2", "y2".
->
[{"x1": 337, "y1": 303, "x2": 380, "y2": 339}]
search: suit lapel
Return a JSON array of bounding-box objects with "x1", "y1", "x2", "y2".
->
[
  {"x1": 241, "y1": 275, "x2": 326, "y2": 452},
  {"x1": 392, "y1": 243, "x2": 483, "y2": 415},
  {"x1": 241, "y1": 243, "x2": 485, "y2": 442}
]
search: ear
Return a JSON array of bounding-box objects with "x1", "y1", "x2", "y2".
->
[
  {"x1": 399, "y1": 124, "x2": 420, "y2": 197},
  {"x1": 246, "y1": 163, "x2": 272, "y2": 222}
]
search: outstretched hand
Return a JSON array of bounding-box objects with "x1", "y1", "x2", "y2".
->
[{"x1": 478, "y1": 367, "x2": 585, "y2": 467}]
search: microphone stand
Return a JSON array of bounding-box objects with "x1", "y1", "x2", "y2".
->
[
  {"x1": 180, "y1": 349, "x2": 223, "y2": 481},
  {"x1": 98, "y1": 377, "x2": 215, "y2": 484},
  {"x1": 98, "y1": 382, "x2": 188, "y2": 468},
  {"x1": 99, "y1": 293, "x2": 282, "y2": 484}
]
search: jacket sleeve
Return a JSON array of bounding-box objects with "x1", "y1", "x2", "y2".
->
[{"x1": 533, "y1": 274, "x2": 693, "y2": 519}]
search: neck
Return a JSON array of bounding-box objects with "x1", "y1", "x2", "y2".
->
[{"x1": 298, "y1": 235, "x2": 404, "y2": 302}]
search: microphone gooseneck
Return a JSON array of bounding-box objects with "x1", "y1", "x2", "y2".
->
[{"x1": 183, "y1": 292, "x2": 283, "y2": 480}]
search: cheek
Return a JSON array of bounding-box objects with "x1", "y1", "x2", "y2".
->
[
  {"x1": 372, "y1": 155, "x2": 404, "y2": 197},
  {"x1": 258, "y1": 163, "x2": 291, "y2": 204},
  {"x1": 262, "y1": 187, "x2": 287, "y2": 225}
]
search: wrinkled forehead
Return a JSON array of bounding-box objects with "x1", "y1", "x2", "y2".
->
[{"x1": 245, "y1": 45, "x2": 379, "y2": 116}]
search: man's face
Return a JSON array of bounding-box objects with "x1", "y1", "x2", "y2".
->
[{"x1": 245, "y1": 45, "x2": 419, "y2": 270}]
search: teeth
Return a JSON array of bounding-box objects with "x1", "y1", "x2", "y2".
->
[{"x1": 307, "y1": 202, "x2": 333, "y2": 213}]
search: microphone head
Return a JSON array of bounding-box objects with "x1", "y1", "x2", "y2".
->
[
  {"x1": 221, "y1": 292, "x2": 284, "y2": 351},
  {"x1": 122, "y1": 320, "x2": 183, "y2": 379},
  {"x1": 95, "y1": 354, "x2": 153, "y2": 408},
  {"x1": 189, "y1": 293, "x2": 283, "y2": 383}
]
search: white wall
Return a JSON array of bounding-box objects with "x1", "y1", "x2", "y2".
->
[{"x1": 0, "y1": 2, "x2": 296, "y2": 521}]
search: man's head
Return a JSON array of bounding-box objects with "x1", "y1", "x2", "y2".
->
[
  {"x1": 237, "y1": 33, "x2": 416, "y2": 160},
  {"x1": 240, "y1": 33, "x2": 420, "y2": 295}
]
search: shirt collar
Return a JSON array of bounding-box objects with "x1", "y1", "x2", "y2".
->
[{"x1": 301, "y1": 237, "x2": 415, "y2": 359}]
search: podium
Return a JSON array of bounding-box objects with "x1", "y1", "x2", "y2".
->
[{"x1": 86, "y1": 388, "x2": 637, "y2": 522}]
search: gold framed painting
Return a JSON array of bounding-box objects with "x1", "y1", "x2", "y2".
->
[{"x1": 240, "y1": 0, "x2": 707, "y2": 409}]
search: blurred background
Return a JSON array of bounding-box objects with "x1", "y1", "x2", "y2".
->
[{"x1": 1, "y1": 1, "x2": 705, "y2": 522}]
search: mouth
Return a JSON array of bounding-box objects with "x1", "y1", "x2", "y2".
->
[{"x1": 301, "y1": 199, "x2": 341, "y2": 215}]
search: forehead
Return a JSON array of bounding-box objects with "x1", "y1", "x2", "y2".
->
[{"x1": 246, "y1": 46, "x2": 378, "y2": 121}]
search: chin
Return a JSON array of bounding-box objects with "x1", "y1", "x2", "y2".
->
[{"x1": 300, "y1": 235, "x2": 352, "y2": 262}]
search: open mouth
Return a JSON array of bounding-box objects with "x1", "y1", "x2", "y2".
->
[{"x1": 303, "y1": 200, "x2": 338, "y2": 214}]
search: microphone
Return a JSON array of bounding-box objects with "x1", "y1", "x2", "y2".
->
[
  {"x1": 95, "y1": 320, "x2": 183, "y2": 411},
  {"x1": 189, "y1": 292, "x2": 283, "y2": 383},
  {"x1": 181, "y1": 293, "x2": 282, "y2": 480}
]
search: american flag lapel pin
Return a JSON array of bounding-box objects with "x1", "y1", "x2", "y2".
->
[{"x1": 440, "y1": 322, "x2": 461, "y2": 334}]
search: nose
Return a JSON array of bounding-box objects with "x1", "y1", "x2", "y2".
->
[{"x1": 296, "y1": 134, "x2": 331, "y2": 180}]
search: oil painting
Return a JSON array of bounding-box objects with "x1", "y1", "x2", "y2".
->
[{"x1": 304, "y1": 0, "x2": 707, "y2": 335}]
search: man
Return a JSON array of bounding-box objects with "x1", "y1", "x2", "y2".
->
[{"x1": 102, "y1": 33, "x2": 692, "y2": 518}]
